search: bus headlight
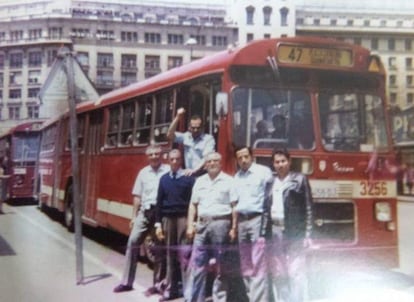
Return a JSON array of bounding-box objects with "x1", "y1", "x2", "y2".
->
[{"x1": 375, "y1": 201, "x2": 392, "y2": 222}]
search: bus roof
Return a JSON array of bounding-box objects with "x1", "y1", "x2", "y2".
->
[
  {"x1": 94, "y1": 37, "x2": 374, "y2": 109},
  {"x1": 0, "y1": 120, "x2": 45, "y2": 139}
]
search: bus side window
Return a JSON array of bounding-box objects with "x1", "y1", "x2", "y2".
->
[
  {"x1": 137, "y1": 97, "x2": 152, "y2": 145},
  {"x1": 154, "y1": 91, "x2": 173, "y2": 143},
  {"x1": 120, "y1": 102, "x2": 135, "y2": 146},
  {"x1": 106, "y1": 106, "x2": 120, "y2": 147}
]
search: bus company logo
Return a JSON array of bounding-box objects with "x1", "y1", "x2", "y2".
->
[
  {"x1": 319, "y1": 160, "x2": 326, "y2": 172},
  {"x1": 333, "y1": 162, "x2": 354, "y2": 173}
]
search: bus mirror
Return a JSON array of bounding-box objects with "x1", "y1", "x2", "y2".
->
[{"x1": 215, "y1": 92, "x2": 228, "y2": 116}]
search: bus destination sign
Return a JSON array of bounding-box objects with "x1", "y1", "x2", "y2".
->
[{"x1": 277, "y1": 44, "x2": 353, "y2": 67}]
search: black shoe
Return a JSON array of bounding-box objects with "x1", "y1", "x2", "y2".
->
[
  {"x1": 113, "y1": 284, "x2": 133, "y2": 293},
  {"x1": 144, "y1": 286, "x2": 161, "y2": 297},
  {"x1": 159, "y1": 294, "x2": 180, "y2": 301}
]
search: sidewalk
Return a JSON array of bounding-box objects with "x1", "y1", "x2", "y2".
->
[{"x1": 0, "y1": 203, "x2": 164, "y2": 302}]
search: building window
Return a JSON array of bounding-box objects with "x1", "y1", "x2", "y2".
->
[
  {"x1": 48, "y1": 27, "x2": 63, "y2": 39},
  {"x1": 28, "y1": 88, "x2": 40, "y2": 98},
  {"x1": 313, "y1": 19, "x2": 320, "y2": 26},
  {"x1": 407, "y1": 93, "x2": 414, "y2": 106},
  {"x1": 405, "y1": 39, "x2": 412, "y2": 51},
  {"x1": 76, "y1": 52, "x2": 89, "y2": 67},
  {"x1": 144, "y1": 55, "x2": 160, "y2": 78},
  {"x1": 380, "y1": 20, "x2": 387, "y2": 27},
  {"x1": 246, "y1": 6, "x2": 255, "y2": 25},
  {"x1": 28, "y1": 29, "x2": 42, "y2": 40},
  {"x1": 96, "y1": 70, "x2": 114, "y2": 86},
  {"x1": 0, "y1": 54, "x2": 4, "y2": 68},
  {"x1": 71, "y1": 28, "x2": 90, "y2": 39},
  {"x1": 47, "y1": 49, "x2": 58, "y2": 66},
  {"x1": 28, "y1": 70, "x2": 41, "y2": 84},
  {"x1": 371, "y1": 38, "x2": 378, "y2": 50},
  {"x1": 10, "y1": 53, "x2": 23, "y2": 68},
  {"x1": 121, "y1": 31, "x2": 138, "y2": 42},
  {"x1": 10, "y1": 30, "x2": 23, "y2": 41},
  {"x1": 389, "y1": 75, "x2": 397, "y2": 86},
  {"x1": 264, "y1": 34, "x2": 271, "y2": 39},
  {"x1": 97, "y1": 53, "x2": 113, "y2": 68},
  {"x1": 190, "y1": 35, "x2": 206, "y2": 46},
  {"x1": 167, "y1": 56, "x2": 182, "y2": 70},
  {"x1": 263, "y1": 6, "x2": 272, "y2": 26},
  {"x1": 168, "y1": 34, "x2": 183, "y2": 45},
  {"x1": 389, "y1": 92, "x2": 397, "y2": 104},
  {"x1": 9, "y1": 72, "x2": 22, "y2": 86},
  {"x1": 296, "y1": 18, "x2": 304, "y2": 25},
  {"x1": 406, "y1": 58, "x2": 413, "y2": 69},
  {"x1": 97, "y1": 30, "x2": 114, "y2": 40},
  {"x1": 27, "y1": 105, "x2": 39, "y2": 118},
  {"x1": 407, "y1": 75, "x2": 413, "y2": 87},
  {"x1": 388, "y1": 57, "x2": 397, "y2": 69},
  {"x1": 0, "y1": 73, "x2": 3, "y2": 86},
  {"x1": 0, "y1": 32, "x2": 5, "y2": 42},
  {"x1": 212, "y1": 36, "x2": 228, "y2": 47},
  {"x1": 9, "y1": 89, "x2": 21, "y2": 99},
  {"x1": 347, "y1": 20, "x2": 354, "y2": 26},
  {"x1": 121, "y1": 72, "x2": 136, "y2": 86},
  {"x1": 145, "y1": 33, "x2": 161, "y2": 44},
  {"x1": 280, "y1": 7, "x2": 289, "y2": 26},
  {"x1": 364, "y1": 20, "x2": 370, "y2": 26},
  {"x1": 388, "y1": 38, "x2": 395, "y2": 51},
  {"x1": 8, "y1": 106, "x2": 20, "y2": 120},
  {"x1": 121, "y1": 54, "x2": 137, "y2": 69},
  {"x1": 28, "y1": 52, "x2": 42, "y2": 67},
  {"x1": 331, "y1": 19, "x2": 337, "y2": 26},
  {"x1": 247, "y1": 33, "x2": 254, "y2": 42}
]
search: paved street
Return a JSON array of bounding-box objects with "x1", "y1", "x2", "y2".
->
[
  {"x1": 1, "y1": 200, "x2": 414, "y2": 301},
  {"x1": 0, "y1": 203, "x2": 158, "y2": 302}
]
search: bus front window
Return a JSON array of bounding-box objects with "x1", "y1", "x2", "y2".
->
[
  {"x1": 232, "y1": 87, "x2": 314, "y2": 150},
  {"x1": 319, "y1": 93, "x2": 388, "y2": 152}
]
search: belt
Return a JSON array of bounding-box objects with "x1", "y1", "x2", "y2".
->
[
  {"x1": 238, "y1": 212, "x2": 261, "y2": 220},
  {"x1": 271, "y1": 218, "x2": 285, "y2": 227},
  {"x1": 198, "y1": 214, "x2": 232, "y2": 223}
]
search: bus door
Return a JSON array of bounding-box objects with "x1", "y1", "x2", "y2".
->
[
  {"x1": 180, "y1": 79, "x2": 221, "y2": 140},
  {"x1": 81, "y1": 111, "x2": 103, "y2": 223}
]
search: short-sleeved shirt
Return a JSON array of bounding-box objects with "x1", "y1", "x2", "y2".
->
[
  {"x1": 191, "y1": 171, "x2": 237, "y2": 217},
  {"x1": 131, "y1": 163, "x2": 170, "y2": 209},
  {"x1": 174, "y1": 131, "x2": 215, "y2": 169},
  {"x1": 234, "y1": 163, "x2": 273, "y2": 214}
]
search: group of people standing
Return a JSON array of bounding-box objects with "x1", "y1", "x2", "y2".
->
[{"x1": 114, "y1": 108, "x2": 313, "y2": 302}]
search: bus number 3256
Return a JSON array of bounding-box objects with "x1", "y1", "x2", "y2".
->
[{"x1": 360, "y1": 180, "x2": 388, "y2": 196}]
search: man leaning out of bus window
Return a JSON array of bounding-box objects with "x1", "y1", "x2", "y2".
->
[{"x1": 166, "y1": 107, "x2": 215, "y2": 176}]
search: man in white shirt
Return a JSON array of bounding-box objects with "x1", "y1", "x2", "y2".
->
[
  {"x1": 114, "y1": 144, "x2": 170, "y2": 295},
  {"x1": 186, "y1": 152, "x2": 237, "y2": 302}
]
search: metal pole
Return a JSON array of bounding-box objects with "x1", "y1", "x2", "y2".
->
[{"x1": 64, "y1": 51, "x2": 84, "y2": 284}]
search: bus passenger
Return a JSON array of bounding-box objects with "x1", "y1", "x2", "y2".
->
[
  {"x1": 167, "y1": 108, "x2": 215, "y2": 176},
  {"x1": 271, "y1": 114, "x2": 287, "y2": 139},
  {"x1": 186, "y1": 152, "x2": 238, "y2": 302},
  {"x1": 113, "y1": 144, "x2": 170, "y2": 295},
  {"x1": 155, "y1": 149, "x2": 195, "y2": 301},
  {"x1": 268, "y1": 148, "x2": 313, "y2": 302},
  {"x1": 233, "y1": 146, "x2": 273, "y2": 302}
]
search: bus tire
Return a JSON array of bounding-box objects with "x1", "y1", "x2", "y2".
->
[{"x1": 64, "y1": 184, "x2": 75, "y2": 233}]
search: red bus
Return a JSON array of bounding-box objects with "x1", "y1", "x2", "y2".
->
[
  {"x1": 0, "y1": 121, "x2": 44, "y2": 202},
  {"x1": 37, "y1": 37, "x2": 397, "y2": 271}
]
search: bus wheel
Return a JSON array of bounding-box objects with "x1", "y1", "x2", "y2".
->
[
  {"x1": 143, "y1": 234, "x2": 156, "y2": 267},
  {"x1": 64, "y1": 185, "x2": 75, "y2": 232}
]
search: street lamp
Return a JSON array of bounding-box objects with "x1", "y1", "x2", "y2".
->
[{"x1": 185, "y1": 38, "x2": 197, "y2": 61}]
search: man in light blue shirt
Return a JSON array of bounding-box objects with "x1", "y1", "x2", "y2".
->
[
  {"x1": 167, "y1": 107, "x2": 215, "y2": 176},
  {"x1": 234, "y1": 146, "x2": 273, "y2": 302}
]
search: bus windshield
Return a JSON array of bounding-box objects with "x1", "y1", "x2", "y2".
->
[
  {"x1": 319, "y1": 92, "x2": 388, "y2": 152},
  {"x1": 12, "y1": 135, "x2": 40, "y2": 162},
  {"x1": 232, "y1": 87, "x2": 314, "y2": 150}
]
